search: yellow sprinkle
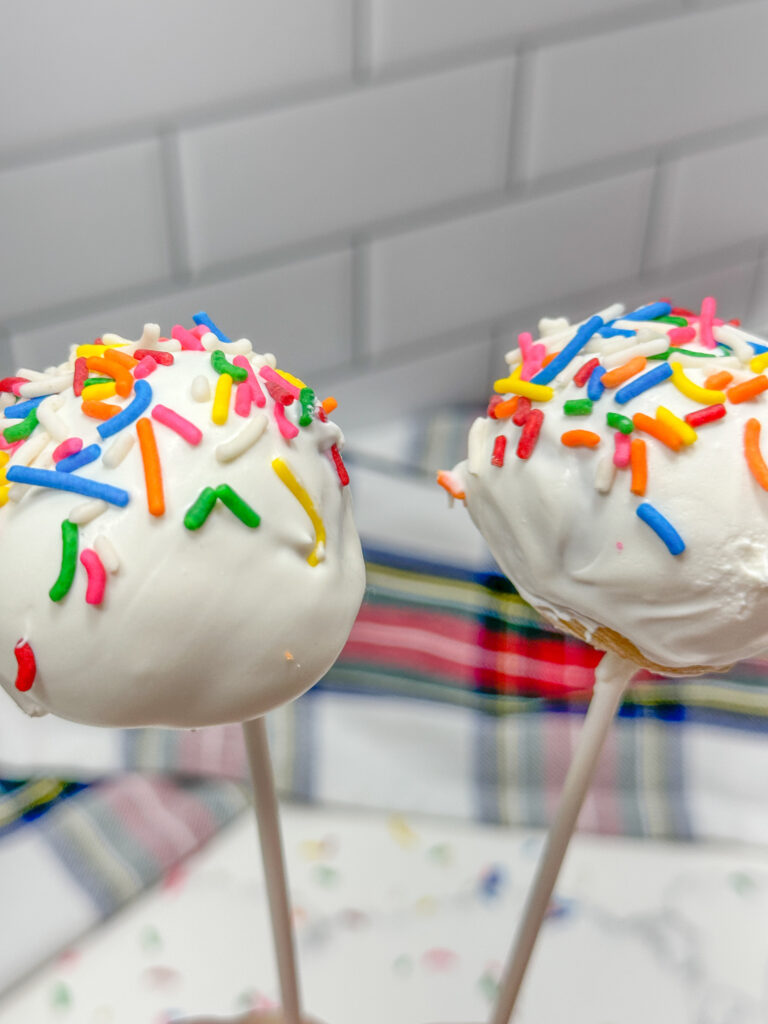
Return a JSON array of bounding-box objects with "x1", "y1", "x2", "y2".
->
[
  {"x1": 81, "y1": 381, "x2": 117, "y2": 401},
  {"x1": 670, "y1": 362, "x2": 726, "y2": 405},
  {"x1": 272, "y1": 457, "x2": 326, "y2": 566},
  {"x1": 656, "y1": 405, "x2": 697, "y2": 445},
  {"x1": 75, "y1": 343, "x2": 127, "y2": 357},
  {"x1": 493, "y1": 367, "x2": 554, "y2": 402},
  {"x1": 0, "y1": 484, "x2": 10, "y2": 507},
  {"x1": 0, "y1": 451, "x2": 9, "y2": 469},
  {"x1": 751, "y1": 353, "x2": 768, "y2": 373},
  {"x1": 212, "y1": 373, "x2": 233, "y2": 425},
  {"x1": 276, "y1": 368, "x2": 306, "y2": 390},
  {"x1": 388, "y1": 814, "x2": 418, "y2": 849}
]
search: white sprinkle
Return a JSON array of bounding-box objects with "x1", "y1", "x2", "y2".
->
[
  {"x1": 8, "y1": 484, "x2": 30, "y2": 503},
  {"x1": 139, "y1": 323, "x2": 161, "y2": 348},
  {"x1": 101, "y1": 333, "x2": 133, "y2": 346},
  {"x1": 8, "y1": 430, "x2": 51, "y2": 469},
  {"x1": 594, "y1": 454, "x2": 616, "y2": 494},
  {"x1": 713, "y1": 324, "x2": 755, "y2": 364},
  {"x1": 263, "y1": 352, "x2": 277, "y2": 369},
  {"x1": 467, "y1": 417, "x2": 488, "y2": 476},
  {"x1": 0, "y1": 393, "x2": 14, "y2": 410},
  {"x1": 68, "y1": 499, "x2": 108, "y2": 525},
  {"x1": 601, "y1": 337, "x2": 669, "y2": 368},
  {"x1": 18, "y1": 373, "x2": 74, "y2": 398},
  {"x1": 191, "y1": 375, "x2": 210, "y2": 402},
  {"x1": 594, "y1": 302, "x2": 625, "y2": 323},
  {"x1": 16, "y1": 367, "x2": 48, "y2": 381},
  {"x1": 36, "y1": 394, "x2": 69, "y2": 441},
  {"x1": 215, "y1": 413, "x2": 267, "y2": 463},
  {"x1": 103, "y1": 432, "x2": 135, "y2": 468},
  {"x1": 94, "y1": 535, "x2": 120, "y2": 573},
  {"x1": 538, "y1": 316, "x2": 570, "y2": 337},
  {"x1": 671, "y1": 353, "x2": 740, "y2": 370}
]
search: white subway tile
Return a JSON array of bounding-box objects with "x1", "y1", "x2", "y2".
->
[
  {"x1": 368, "y1": 168, "x2": 653, "y2": 352},
  {"x1": 0, "y1": 0, "x2": 352, "y2": 154},
  {"x1": 179, "y1": 61, "x2": 514, "y2": 269},
  {"x1": 9, "y1": 251, "x2": 352, "y2": 377},
  {"x1": 624, "y1": 259, "x2": 759, "y2": 323},
  {"x1": 648, "y1": 133, "x2": 768, "y2": 268},
  {"x1": 0, "y1": 141, "x2": 170, "y2": 322},
  {"x1": 527, "y1": 3, "x2": 768, "y2": 176},
  {"x1": 748, "y1": 257, "x2": 768, "y2": 335},
  {"x1": 370, "y1": 0, "x2": 663, "y2": 69},
  {"x1": 312, "y1": 333, "x2": 493, "y2": 428}
]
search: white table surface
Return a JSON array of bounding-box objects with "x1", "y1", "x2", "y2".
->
[{"x1": 1, "y1": 804, "x2": 767, "y2": 1024}]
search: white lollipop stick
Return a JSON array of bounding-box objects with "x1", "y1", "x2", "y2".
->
[
  {"x1": 243, "y1": 716, "x2": 303, "y2": 1024},
  {"x1": 488, "y1": 651, "x2": 638, "y2": 1024}
]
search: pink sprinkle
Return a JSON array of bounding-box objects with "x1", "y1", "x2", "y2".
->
[
  {"x1": 53, "y1": 438, "x2": 83, "y2": 463},
  {"x1": 234, "y1": 381, "x2": 253, "y2": 417},
  {"x1": 698, "y1": 295, "x2": 717, "y2": 349},
  {"x1": 191, "y1": 325, "x2": 208, "y2": 340},
  {"x1": 259, "y1": 365, "x2": 299, "y2": 403},
  {"x1": 151, "y1": 404, "x2": 202, "y2": 445},
  {"x1": 233, "y1": 356, "x2": 266, "y2": 407},
  {"x1": 134, "y1": 355, "x2": 158, "y2": 379},
  {"x1": 10, "y1": 381, "x2": 26, "y2": 397},
  {"x1": 421, "y1": 948, "x2": 459, "y2": 972},
  {"x1": 274, "y1": 402, "x2": 299, "y2": 440},
  {"x1": 613, "y1": 431, "x2": 631, "y2": 468},
  {"x1": 80, "y1": 549, "x2": 107, "y2": 605},
  {"x1": 616, "y1": 541, "x2": 624, "y2": 551},
  {"x1": 668, "y1": 326, "x2": 696, "y2": 346},
  {"x1": 0, "y1": 436, "x2": 23, "y2": 454},
  {"x1": 171, "y1": 324, "x2": 204, "y2": 351}
]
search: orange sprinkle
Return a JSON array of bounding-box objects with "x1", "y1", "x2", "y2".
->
[
  {"x1": 705, "y1": 370, "x2": 733, "y2": 391},
  {"x1": 601, "y1": 356, "x2": 647, "y2": 389},
  {"x1": 630, "y1": 438, "x2": 647, "y2": 496},
  {"x1": 436, "y1": 470, "x2": 465, "y2": 501},
  {"x1": 86, "y1": 356, "x2": 134, "y2": 398},
  {"x1": 744, "y1": 418, "x2": 768, "y2": 491},
  {"x1": 321, "y1": 396, "x2": 338, "y2": 415},
  {"x1": 103, "y1": 348, "x2": 139, "y2": 370},
  {"x1": 631, "y1": 412, "x2": 682, "y2": 451},
  {"x1": 561, "y1": 430, "x2": 600, "y2": 448},
  {"x1": 81, "y1": 399, "x2": 120, "y2": 421},
  {"x1": 542, "y1": 351, "x2": 558, "y2": 367},
  {"x1": 727, "y1": 375, "x2": 768, "y2": 404},
  {"x1": 136, "y1": 417, "x2": 165, "y2": 517},
  {"x1": 494, "y1": 397, "x2": 519, "y2": 419}
]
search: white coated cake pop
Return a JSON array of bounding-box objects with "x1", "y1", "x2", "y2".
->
[
  {"x1": 0, "y1": 314, "x2": 365, "y2": 727},
  {"x1": 445, "y1": 297, "x2": 768, "y2": 675}
]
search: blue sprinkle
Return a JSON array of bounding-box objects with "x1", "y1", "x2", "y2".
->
[
  {"x1": 55, "y1": 443, "x2": 101, "y2": 474},
  {"x1": 587, "y1": 365, "x2": 605, "y2": 401},
  {"x1": 614, "y1": 362, "x2": 673, "y2": 404},
  {"x1": 97, "y1": 379, "x2": 152, "y2": 440},
  {"x1": 193, "y1": 311, "x2": 231, "y2": 345},
  {"x1": 622, "y1": 301, "x2": 672, "y2": 322},
  {"x1": 4, "y1": 396, "x2": 46, "y2": 419},
  {"x1": 478, "y1": 865, "x2": 506, "y2": 901},
  {"x1": 636, "y1": 502, "x2": 685, "y2": 556},
  {"x1": 598, "y1": 326, "x2": 635, "y2": 338},
  {"x1": 5, "y1": 466, "x2": 129, "y2": 506},
  {"x1": 750, "y1": 341, "x2": 768, "y2": 355},
  {"x1": 531, "y1": 315, "x2": 603, "y2": 386}
]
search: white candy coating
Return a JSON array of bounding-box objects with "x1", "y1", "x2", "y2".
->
[{"x1": 0, "y1": 330, "x2": 365, "y2": 727}]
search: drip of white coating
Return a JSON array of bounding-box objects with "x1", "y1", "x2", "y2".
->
[
  {"x1": 594, "y1": 454, "x2": 616, "y2": 494},
  {"x1": 191, "y1": 376, "x2": 210, "y2": 402},
  {"x1": 215, "y1": 413, "x2": 267, "y2": 463},
  {"x1": 93, "y1": 534, "x2": 120, "y2": 573},
  {"x1": 102, "y1": 432, "x2": 135, "y2": 468},
  {"x1": 68, "y1": 500, "x2": 108, "y2": 526},
  {"x1": 37, "y1": 394, "x2": 69, "y2": 441},
  {"x1": 467, "y1": 417, "x2": 489, "y2": 476},
  {"x1": 18, "y1": 374, "x2": 74, "y2": 399}
]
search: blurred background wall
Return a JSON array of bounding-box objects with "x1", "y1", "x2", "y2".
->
[{"x1": 1, "y1": 0, "x2": 767, "y2": 426}]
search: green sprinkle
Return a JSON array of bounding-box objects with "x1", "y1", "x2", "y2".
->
[
  {"x1": 50, "y1": 980, "x2": 72, "y2": 1010},
  {"x1": 647, "y1": 347, "x2": 718, "y2": 361},
  {"x1": 3, "y1": 408, "x2": 38, "y2": 443},
  {"x1": 654, "y1": 315, "x2": 687, "y2": 326},
  {"x1": 211, "y1": 350, "x2": 247, "y2": 382},
  {"x1": 606, "y1": 412, "x2": 634, "y2": 434},
  {"x1": 81, "y1": 377, "x2": 114, "y2": 387},
  {"x1": 184, "y1": 487, "x2": 218, "y2": 530},
  {"x1": 215, "y1": 484, "x2": 260, "y2": 528},
  {"x1": 312, "y1": 864, "x2": 339, "y2": 887},
  {"x1": 299, "y1": 387, "x2": 315, "y2": 427},
  {"x1": 49, "y1": 520, "x2": 79, "y2": 602},
  {"x1": 563, "y1": 398, "x2": 593, "y2": 416}
]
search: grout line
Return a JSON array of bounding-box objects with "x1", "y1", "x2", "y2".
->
[
  {"x1": 351, "y1": 0, "x2": 373, "y2": 83},
  {"x1": 504, "y1": 49, "x2": 534, "y2": 190},
  {"x1": 158, "y1": 130, "x2": 192, "y2": 285},
  {"x1": 349, "y1": 240, "x2": 370, "y2": 365},
  {"x1": 637, "y1": 156, "x2": 666, "y2": 274}
]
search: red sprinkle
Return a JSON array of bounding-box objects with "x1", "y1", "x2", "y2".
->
[
  {"x1": 487, "y1": 394, "x2": 503, "y2": 418},
  {"x1": 684, "y1": 404, "x2": 727, "y2": 427},
  {"x1": 330, "y1": 444, "x2": 350, "y2": 486},
  {"x1": 512, "y1": 396, "x2": 531, "y2": 426},
  {"x1": 14, "y1": 640, "x2": 36, "y2": 692},
  {"x1": 573, "y1": 357, "x2": 601, "y2": 387},
  {"x1": 517, "y1": 409, "x2": 544, "y2": 460},
  {"x1": 491, "y1": 435, "x2": 507, "y2": 467},
  {"x1": 71, "y1": 358, "x2": 89, "y2": 397},
  {"x1": 134, "y1": 349, "x2": 174, "y2": 365},
  {"x1": 0, "y1": 376, "x2": 29, "y2": 394},
  {"x1": 671, "y1": 307, "x2": 696, "y2": 318}
]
